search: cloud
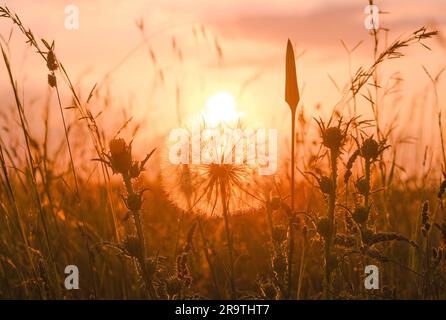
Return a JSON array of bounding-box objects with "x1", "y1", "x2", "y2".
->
[{"x1": 204, "y1": 0, "x2": 446, "y2": 48}]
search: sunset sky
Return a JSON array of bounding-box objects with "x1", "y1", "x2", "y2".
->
[{"x1": 1, "y1": 0, "x2": 445, "y2": 174}]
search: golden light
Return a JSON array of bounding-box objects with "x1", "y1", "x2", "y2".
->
[{"x1": 202, "y1": 92, "x2": 242, "y2": 127}]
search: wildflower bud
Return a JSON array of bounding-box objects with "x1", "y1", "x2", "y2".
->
[
  {"x1": 109, "y1": 138, "x2": 132, "y2": 175},
  {"x1": 360, "y1": 138, "x2": 380, "y2": 160},
  {"x1": 46, "y1": 50, "x2": 58, "y2": 71},
  {"x1": 47, "y1": 73, "x2": 56, "y2": 87},
  {"x1": 319, "y1": 176, "x2": 333, "y2": 194},
  {"x1": 355, "y1": 178, "x2": 370, "y2": 196},
  {"x1": 317, "y1": 218, "x2": 331, "y2": 239},
  {"x1": 352, "y1": 206, "x2": 369, "y2": 224},
  {"x1": 322, "y1": 127, "x2": 344, "y2": 151}
]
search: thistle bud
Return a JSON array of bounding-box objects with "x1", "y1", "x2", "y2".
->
[
  {"x1": 355, "y1": 178, "x2": 370, "y2": 196},
  {"x1": 360, "y1": 137, "x2": 380, "y2": 160},
  {"x1": 322, "y1": 127, "x2": 344, "y2": 151},
  {"x1": 109, "y1": 138, "x2": 132, "y2": 175}
]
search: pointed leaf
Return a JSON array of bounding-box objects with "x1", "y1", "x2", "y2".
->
[{"x1": 285, "y1": 39, "x2": 300, "y2": 112}]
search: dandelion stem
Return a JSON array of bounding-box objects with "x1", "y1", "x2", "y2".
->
[{"x1": 220, "y1": 180, "x2": 236, "y2": 299}]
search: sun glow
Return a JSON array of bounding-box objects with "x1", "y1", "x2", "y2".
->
[{"x1": 202, "y1": 92, "x2": 242, "y2": 127}]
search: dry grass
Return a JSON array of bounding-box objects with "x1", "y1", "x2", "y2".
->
[{"x1": 0, "y1": 5, "x2": 446, "y2": 300}]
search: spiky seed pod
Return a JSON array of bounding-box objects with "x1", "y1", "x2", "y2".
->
[
  {"x1": 319, "y1": 176, "x2": 333, "y2": 194},
  {"x1": 421, "y1": 201, "x2": 430, "y2": 237},
  {"x1": 126, "y1": 192, "x2": 142, "y2": 212},
  {"x1": 355, "y1": 178, "x2": 370, "y2": 196},
  {"x1": 344, "y1": 149, "x2": 360, "y2": 183},
  {"x1": 270, "y1": 197, "x2": 282, "y2": 211},
  {"x1": 360, "y1": 137, "x2": 380, "y2": 160},
  {"x1": 322, "y1": 127, "x2": 344, "y2": 151},
  {"x1": 352, "y1": 206, "x2": 369, "y2": 225},
  {"x1": 272, "y1": 225, "x2": 287, "y2": 243},
  {"x1": 46, "y1": 50, "x2": 58, "y2": 71},
  {"x1": 122, "y1": 235, "x2": 140, "y2": 258},
  {"x1": 317, "y1": 218, "x2": 331, "y2": 239},
  {"x1": 109, "y1": 138, "x2": 133, "y2": 175},
  {"x1": 438, "y1": 180, "x2": 446, "y2": 199}
]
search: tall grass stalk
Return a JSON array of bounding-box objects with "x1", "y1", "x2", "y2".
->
[{"x1": 285, "y1": 39, "x2": 300, "y2": 299}]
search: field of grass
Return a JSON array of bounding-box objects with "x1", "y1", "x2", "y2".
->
[{"x1": 1, "y1": 4, "x2": 446, "y2": 300}]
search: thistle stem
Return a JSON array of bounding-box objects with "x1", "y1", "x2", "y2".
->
[
  {"x1": 324, "y1": 149, "x2": 338, "y2": 299},
  {"x1": 123, "y1": 174, "x2": 157, "y2": 299},
  {"x1": 364, "y1": 158, "x2": 371, "y2": 210}
]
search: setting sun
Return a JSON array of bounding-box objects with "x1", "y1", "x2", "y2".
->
[
  {"x1": 1, "y1": 0, "x2": 446, "y2": 305},
  {"x1": 202, "y1": 92, "x2": 242, "y2": 127}
]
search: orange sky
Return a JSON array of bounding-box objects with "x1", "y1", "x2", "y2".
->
[{"x1": 1, "y1": 0, "x2": 445, "y2": 177}]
